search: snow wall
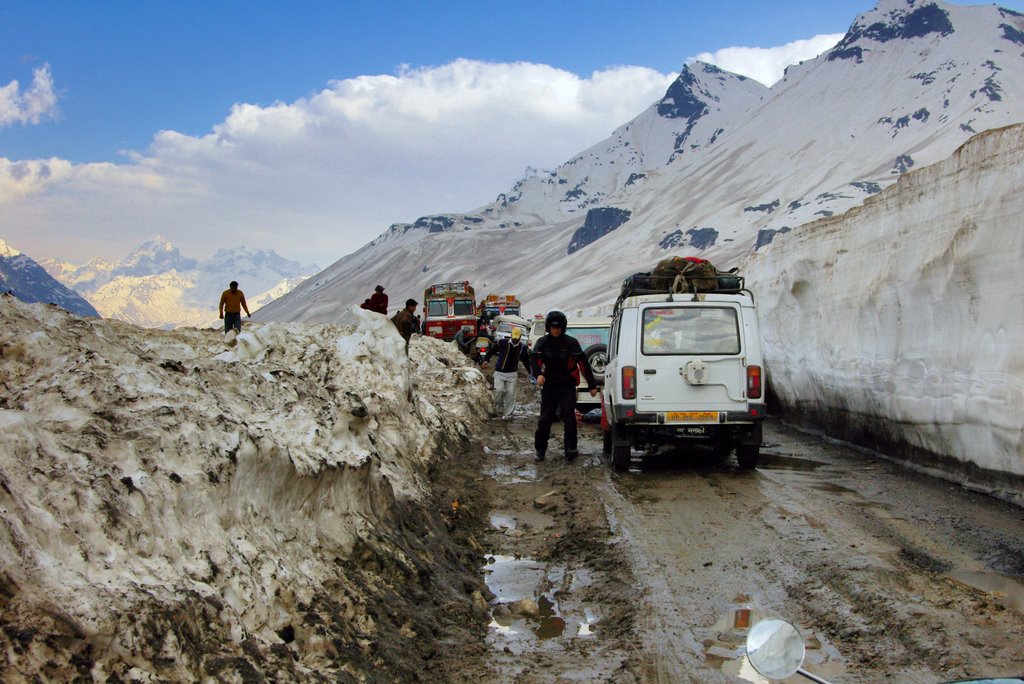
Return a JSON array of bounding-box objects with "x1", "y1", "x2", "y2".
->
[
  {"x1": 0, "y1": 300, "x2": 492, "y2": 679},
  {"x1": 744, "y1": 123, "x2": 1024, "y2": 504}
]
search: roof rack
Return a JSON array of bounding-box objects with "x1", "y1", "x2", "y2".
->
[{"x1": 612, "y1": 270, "x2": 749, "y2": 315}]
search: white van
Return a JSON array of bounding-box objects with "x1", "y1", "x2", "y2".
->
[{"x1": 602, "y1": 291, "x2": 765, "y2": 471}]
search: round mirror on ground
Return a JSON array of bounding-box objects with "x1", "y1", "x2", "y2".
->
[{"x1": 746, "y1": 618, "x2": 806, "y2": 680}]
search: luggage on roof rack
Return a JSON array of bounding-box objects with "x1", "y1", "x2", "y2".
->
[{"x1": 617, "y1": 256, "x2": 745, "y2": 303}]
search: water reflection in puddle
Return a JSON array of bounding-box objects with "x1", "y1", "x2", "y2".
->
[
  {"x1": 489, "y1": 513, "x2": 518, "y2": 531},
  {"x1": 483, "y1": 460, "x2": 538, "y2": 484},
  {"x1": 534, "y1": 595, "x2": 566, "y2": 639},
  {"x1": 482, "y1": 554, "x2": 598, "y2": 649},
  {"x1": 948, "y1": 569, "x2": 1024, "y2": 612},
  {"x1": 758, "y1": 453, "x2": 827, "y2": 471},
  {"x1": 811, "y1": 482, "x2": 856, "y2": 494}
]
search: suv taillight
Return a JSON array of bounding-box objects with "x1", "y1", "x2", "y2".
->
[
  {"x1": 622, "y1": 366, "x2": 636, "y2": 400},
  {"x1": 747, "y1": 365, "x2": 762, "y2": 399}
]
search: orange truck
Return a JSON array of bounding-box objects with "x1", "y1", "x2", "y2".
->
[
  {"x1": 481, "y1": 294, "x2": 521, "y2": 319},
  {"x1": 422, "y1": 281, "x2": 478, "y2": 341}
]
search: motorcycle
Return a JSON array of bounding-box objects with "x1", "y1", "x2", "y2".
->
[
  {"x1": 473, "y1": 335, "x2": 490, "y2": 364},
  {"x1": 745, "y1": 618, "x2": 1024, "y2": 684}
]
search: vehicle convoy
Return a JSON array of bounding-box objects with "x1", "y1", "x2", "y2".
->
[
  {"x1": 422, "y1": 281, "x2": 478, "y2": 342},
  {"x1": 481, "y1": 294, "x2": 521, "y2": 319},
  {"x1": 602, "y1": 257, "x2": 765, "y2": 471}
]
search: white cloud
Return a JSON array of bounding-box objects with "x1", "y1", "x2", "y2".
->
[
  {"x1": 0, "y1": 64, "x2": 59, "y2": 127},
  {"x1": 690, "y1": 33, "x2": 844, "y2": 87},
  {"x1": 0, "y1": 60, "x2": 675, "y2": 265}
]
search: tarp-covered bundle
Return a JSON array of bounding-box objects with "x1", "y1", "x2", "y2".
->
[{"x1": 617, "y1": 256, "x2": 744, "y2": 302}]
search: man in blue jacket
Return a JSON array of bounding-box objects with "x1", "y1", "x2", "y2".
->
[{"x1": 531, "y1": 310, "x2": 597, "y2": 462}]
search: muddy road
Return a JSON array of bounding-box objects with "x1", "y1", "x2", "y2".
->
[{"x1": 440, "y1": 379, "x2": 1024, "y2": 683}]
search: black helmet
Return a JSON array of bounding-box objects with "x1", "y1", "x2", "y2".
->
[{"x1": 544, "y1": 309, "x2": 567, "y2": 332}]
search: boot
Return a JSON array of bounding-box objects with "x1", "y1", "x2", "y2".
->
[
  {"x1": 535, "y1": 450, "x2": 546, "y2": 462},
  {"x1": 565, "y1": 449, "x2": 579, "y2": 462}
]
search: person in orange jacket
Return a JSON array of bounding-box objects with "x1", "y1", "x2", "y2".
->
[{"x1": 218, "y1": 281, "x2": 250, "y2": 333}]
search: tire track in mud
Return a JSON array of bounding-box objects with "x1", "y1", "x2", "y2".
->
[
  {"x1": 444, "y1": 372, "x2": 1024, "y2": 683},
  {"x1": 593, "y1": 420, "x2": 1024, "y2": 683},
  {"x1": 460, "y1": 386, "x2": 642, "y2": 683}
]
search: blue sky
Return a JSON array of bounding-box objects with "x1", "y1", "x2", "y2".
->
[
  {"x1": 2, "y1": 0, "x2": 1022, "y2": 266},
  {"x1": 1, "y1": 0, "x2": 872, "y2": 163}
]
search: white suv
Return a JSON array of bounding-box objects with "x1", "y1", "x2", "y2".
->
[{"x1": 602, "y1": 291, "x2": 765, "y2": 471}]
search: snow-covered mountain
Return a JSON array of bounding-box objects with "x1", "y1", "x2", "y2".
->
[
  {"x1": 257, "y1": 0, "x2": 1024, "y2": 323},
  {"x1": 39, "y1": 236, "x2": 319, "y2": 329},
  {"x1": 0, "y1": 239, "x2": 100, "y2": 317}
]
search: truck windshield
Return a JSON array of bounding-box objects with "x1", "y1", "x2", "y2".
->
[
  {"x1": 426, "y1": 300, "x2": 447, "y2": 317},
  {"x1": 453, "y1": 299, "x2": 475, "y2": 316},
  {"x1": 641, "y1": 307, "x2": 740, "y2": 355}
]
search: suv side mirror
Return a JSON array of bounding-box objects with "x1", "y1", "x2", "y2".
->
[{"x1": 746, "y1": 619, "x2": 811, "y2": 681}]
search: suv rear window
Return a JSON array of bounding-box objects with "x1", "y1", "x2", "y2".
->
[
  {"x1": 568, "y1": 326, "x2": 609, "y2": 348},
  {"x1": 641, "y1": 307, "x2": 740, "y2": 355}
]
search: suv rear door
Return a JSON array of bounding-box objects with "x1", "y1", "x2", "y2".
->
[{"x1": 634, "y1": 302, "x2": 749, "y2": 414}]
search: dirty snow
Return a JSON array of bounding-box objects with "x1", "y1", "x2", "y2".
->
[{"x1": 0, "y1": 297, "x2": 491, "y2": 680}]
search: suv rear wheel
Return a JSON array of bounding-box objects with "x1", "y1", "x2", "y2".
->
[
  {"x1": 610, "y1": 422, "x2": 631, "y2": 472},
  {"x1": 737, "y1": 445, "x2": 759, "y2": 470}
]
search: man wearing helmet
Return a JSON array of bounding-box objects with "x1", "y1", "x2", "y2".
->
[{"x1": 531, "y1": 310, "x2": 598, "y2": 462}]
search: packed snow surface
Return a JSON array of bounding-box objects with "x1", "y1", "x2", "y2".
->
[{"x1": 0, "y1": 298, "x2": 490, "y2": 678}]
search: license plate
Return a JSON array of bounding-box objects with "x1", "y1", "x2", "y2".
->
[
  {"x1": 666, "y1": 411, "x2": 718, "y2": 422},
  {"x1": 679, "y1": 425, "x2": 706, "y2": 436}
]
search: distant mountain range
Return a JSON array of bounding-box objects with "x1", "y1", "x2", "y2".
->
[
  {"x1": 3, "y1": 236, "x2": 318, "y2": 328},
  {"x1": 0, "y1": 239, "x2": 99, "y2": 317},
  {"x1": 255, "y1": 0, "x2": 1024, "y2": 323}
]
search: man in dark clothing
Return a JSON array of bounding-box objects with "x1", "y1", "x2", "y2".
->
[
  {"x1": 390, "y1": 299, "x2": 418, "y2": 354},
  {"x1": 531, "y1": 310, "x2": 597, "y2": 462},
  {"x1": 483, "y1": 326, "x2": 531, "y2": 417},
  {"x1": 362, "y1": 285, "x2": 389, "y2": 315}
]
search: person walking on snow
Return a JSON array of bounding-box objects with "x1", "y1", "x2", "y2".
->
[
  {"x1": 218, "y1": 281, "x2": 250, "y2": 333},
  {"x1": 531, "y1": 310, "x2": 597, "y2": 462},
  {"x1": 483, "y1": 327, "x2": 531, "y2": 418}
]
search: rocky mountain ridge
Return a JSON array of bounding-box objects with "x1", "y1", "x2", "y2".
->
[
  {"x1": 0, "y1": 238, "x2": 99, "y2": 317},
  {"x1": 256, "y1": 0, "x2": 1024, "y2": 323}
]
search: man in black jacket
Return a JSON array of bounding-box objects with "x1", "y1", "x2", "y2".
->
[{"x1": 531, "y1": 310, "x2": 597, "y2": 462}]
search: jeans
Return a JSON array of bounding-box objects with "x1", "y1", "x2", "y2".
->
[
  {"x1": 534, "y1": 384, "x2": 578, "y2": 455},
  {"x1": 224, "y1": 312, "x2": 242, "y2": 333}
]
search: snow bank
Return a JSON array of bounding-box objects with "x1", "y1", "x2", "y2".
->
[
  {"x1": 0, "y1": 297, "x2": 490, "y2": 679},
  {"x1": 745, "y1": 124, "x2": 1024, "y2": 503}
]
